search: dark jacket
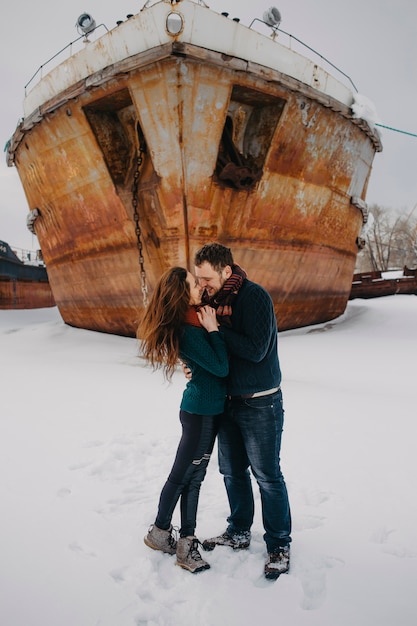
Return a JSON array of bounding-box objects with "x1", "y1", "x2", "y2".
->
[
  {"x1": 219, "y1": 279, "x2": 281, "y2": 396},
  {"x1": 179, "y1": 326, "x2": 229, "y2": 415}
]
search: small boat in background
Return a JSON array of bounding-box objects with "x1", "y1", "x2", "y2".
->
[
  {"x1": 0, "y1": 240, "x2": 55, "y2": 309},
  {"x1": 350, "y1": 267, "x2": 417, "y2": 300},
  {"x1": 6, "y1": 0, "x2": 381, "y2": 335}
]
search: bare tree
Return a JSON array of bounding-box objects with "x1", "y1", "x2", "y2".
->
[{"x1": 355, "y1": 203, "x2": 417, "y2": 272}]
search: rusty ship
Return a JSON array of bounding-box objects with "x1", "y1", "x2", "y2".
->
[
  {"x1": 6, "y1": 0, "x2": 381, "y2": 336},
  {"x1": 0, "y1": 240, "x2": 55, "y2": 309}
]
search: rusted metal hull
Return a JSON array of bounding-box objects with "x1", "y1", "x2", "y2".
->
[
  {"x1": 0, "y1": 278, "x2": 55, "y2": 310},
  {"x1": 350, "y1": 269, "x2": 417, "y2": 299},
  {"x1": 0, "y1": 240, "x2": 55, "y2": 309},
  {"x1": 7, "y1": 1, "x2": 381, "y2": 335}
]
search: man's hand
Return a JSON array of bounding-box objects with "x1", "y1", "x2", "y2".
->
[{"x1": 181, "y1": 361, "x2": 192, "y2": 380}]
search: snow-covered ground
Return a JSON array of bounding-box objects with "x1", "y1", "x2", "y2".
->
[{"x1": 1, "y1": 295, "x2": 416, "y2": 626}]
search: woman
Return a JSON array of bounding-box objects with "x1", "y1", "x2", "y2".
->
[{"x1": 138, "y1": 267, "x2": 229, "y2": 573}]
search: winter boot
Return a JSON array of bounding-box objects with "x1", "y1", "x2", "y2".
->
[
  {"x1": 144, "y1": 524, "x2": 177, "y2": 555},
  {"x1": 264, "y1": 547, "x2": 290, "y2": 580},
  {"x1": 202, "y1": 530, "x2": 251, "y2": 551},
  {"x1": 176, "y1": 536, "x2": 210, "y2": 573}
]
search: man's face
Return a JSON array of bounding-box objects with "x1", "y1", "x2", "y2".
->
[{"x1": 194, "y1": 261, "x2": 232, "y2": 297}]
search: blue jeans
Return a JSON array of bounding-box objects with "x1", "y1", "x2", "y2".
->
[{"x1": 218, "y1": 390, "x2": 291, "y2": 552}]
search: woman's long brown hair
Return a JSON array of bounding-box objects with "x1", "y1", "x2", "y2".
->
[{"x1": 138, "y1": 267, "x2": 190, "y2": 380}]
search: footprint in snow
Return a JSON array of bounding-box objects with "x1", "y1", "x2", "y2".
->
[
  {"x1": 371, "y1": 528, "x2": 417, "y2": 559},
  {"x1": 294, "y1": 514, "x2": 326, "y2": 531},
  {"x1": 298, "y1": 555, "x2": 344, "y2": 611},
  {"x1": 68, "y1": 541, "x2": 97, "y2": 558}
]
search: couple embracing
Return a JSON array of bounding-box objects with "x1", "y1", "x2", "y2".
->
[{"x1": 139, "y1": 242, "x2": 291, "y2": 581}]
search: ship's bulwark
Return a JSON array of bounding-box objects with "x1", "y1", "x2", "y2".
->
[{"x1": 10, "y1": 23, "x2": 379, "y2": 335}]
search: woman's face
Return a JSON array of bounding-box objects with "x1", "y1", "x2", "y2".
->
[{"x1": 186, "y1": 272, "x2": 202, "y2": 305}]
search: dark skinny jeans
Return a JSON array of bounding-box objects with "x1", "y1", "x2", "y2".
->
[{"x1": 155, "y1": 410, "x2": 220, "y2": 538}]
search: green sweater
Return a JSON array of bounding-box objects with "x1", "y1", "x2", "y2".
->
[{"x1": 179, "y1": 325, "x2": 229, "y2": 416}]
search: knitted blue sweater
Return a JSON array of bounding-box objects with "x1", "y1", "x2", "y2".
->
[
  {"x1": 219, "y1": 279, "x2": 282, "y2": 396},
  {"x1": 179, "y1": 326, "x2": 229, "y2": 415}
]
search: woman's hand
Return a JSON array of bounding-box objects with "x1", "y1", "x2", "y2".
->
[{"x1": 197, "y1": 306, "x2": 219, "y2": 332}]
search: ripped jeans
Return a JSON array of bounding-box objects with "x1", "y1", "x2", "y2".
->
[{"x1": 155, "y1": 410, "x2": 221, "y2": 538}]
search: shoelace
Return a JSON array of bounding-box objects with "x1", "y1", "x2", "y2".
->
[
  {"x1": 168, "y1": 526, "x2": 179, "y2": 549},
  {"x1": 268, "y1": 550, "x2": 290, "y2": 568},
  {"x1": 190, "y1": 539, "x2": 204, "y2": 561}
]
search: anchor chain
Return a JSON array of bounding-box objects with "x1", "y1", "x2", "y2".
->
[{"x1": 132, "y1": 128, "x2": 149, "y2": 307}]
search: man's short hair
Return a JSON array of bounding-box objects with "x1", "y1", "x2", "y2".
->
[{"x1": 194, "y1": 242, "x2": 234, "y2": 272}]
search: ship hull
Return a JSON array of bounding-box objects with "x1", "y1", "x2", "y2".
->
[
  {"x1": 0, "y1": 278, "x2": 55, "y2": 310},
  {"x1": 7, "y1": 1, "x2": 380, "y2": 335},
  {"x1": 0, "y1": 241, "x2": 55, "y2": 309}
]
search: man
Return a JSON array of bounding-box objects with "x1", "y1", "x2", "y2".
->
[{"x1": 194, "y1": 242, "x2": 291, "y2": 580}]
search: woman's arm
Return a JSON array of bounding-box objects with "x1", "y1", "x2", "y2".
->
[{"x1": 180, "y1": 326, "x2": 229, "y2": 378}]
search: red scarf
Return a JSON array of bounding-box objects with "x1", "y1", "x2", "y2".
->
[
  {"x1": 184, "y1": 306, "x2": 203, "y2": 327},
  {"x1": 202, "y1": 263, "x2": 247, "y2": 327}
]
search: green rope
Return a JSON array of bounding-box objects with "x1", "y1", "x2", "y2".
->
[{"x1": 375, "y1": 123, "x2": 417, "y2": 138}]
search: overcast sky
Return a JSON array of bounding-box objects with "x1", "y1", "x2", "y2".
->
[{"x1": 1, "y1": 0, "x2": 416, "y2": 250}]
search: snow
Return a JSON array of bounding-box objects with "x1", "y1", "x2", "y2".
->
[
  {"x1": 1, "y1": 295, "x2": 416, "y2": 626},
  {"x1": 351, "y1": 92, "x2": 381, "y2": 130}
]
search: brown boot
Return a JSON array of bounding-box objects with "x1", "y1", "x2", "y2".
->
[
  {"x1": 202, "y1": 530, "x2": 251, "y2": 551},
  {"x1": 176, "y1": 536, "x2": 210, "y2": 573},
  {"x1": 264, "y1": 547, "x2": 290, "y2": 580},
  {"x1": 144, "y1": 524, "x2": 177, "y2": 555}
]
